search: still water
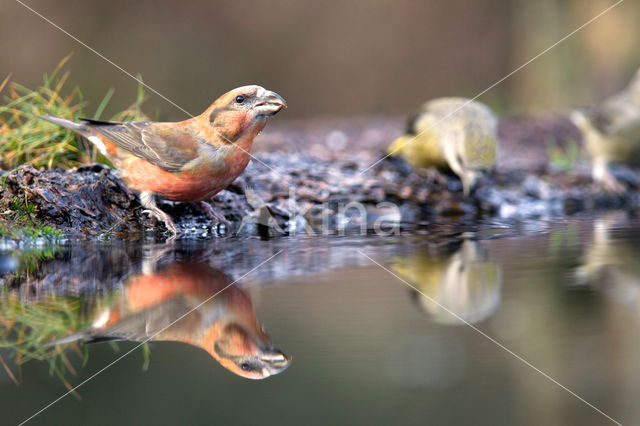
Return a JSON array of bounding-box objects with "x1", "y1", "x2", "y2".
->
[{"x1": 1, "y1": 213, "x2": 639, "y2": 425}]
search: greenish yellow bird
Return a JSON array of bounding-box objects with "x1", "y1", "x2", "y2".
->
[
  {"x1": 390, "y1": 240, "x2": 502, "y2": 325},
  {"x1": 388, "y1": 97, "x2": 499, "y2": 195},
  {"x1": 570, "y1": 69, "x2": 640, "y2": 192}
]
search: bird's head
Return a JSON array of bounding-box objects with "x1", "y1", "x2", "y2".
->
[
  {"x1": 206, "y1": 85, "x2": 287, "y2": 142},
  {"x1": 387, "y1": 135, "x2": 412, "y2": 156},
  {"x1": 209, "y1": 323, "x2": 291, "y2": 379},
  {"x1": 221, "y1": 85, "x2": 287, "y2": 118}
]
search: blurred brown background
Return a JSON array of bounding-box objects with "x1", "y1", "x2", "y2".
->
[{"x1": 1, "y1": 0, "x2": 638, "y2": 121}]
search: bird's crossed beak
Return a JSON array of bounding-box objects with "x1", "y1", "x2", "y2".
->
[
  {"x1": 255, "y1": 90, "x2": 287, "y2": 116},
  {"x1": 258, "y1": 347, "x2": 292, "y2": 378}
]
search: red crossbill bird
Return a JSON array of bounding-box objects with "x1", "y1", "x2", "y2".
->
[
  {"x1": 38, "y1": 85, "x2": 287, "y2": 236},
  {"x1": 49, "y1": 261, "x2": 291, "y2": 379}
]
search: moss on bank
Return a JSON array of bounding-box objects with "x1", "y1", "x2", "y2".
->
[{"x1": 0, "y1": 193, "x2": 64, "y2": 240}]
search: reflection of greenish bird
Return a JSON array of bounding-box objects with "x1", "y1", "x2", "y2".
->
[
  {"x1": 388, "y1": 97, "x2": 499, "y2": 195},
  {"x1": 570, "y1": 69, "x2": 640, "y2": 192},
  {"x1": 391, "y1": 240, "x2": 502, "y2": 325},
  {"x1": 575, "y1": 214, "x2": 640, "y2": 289}
]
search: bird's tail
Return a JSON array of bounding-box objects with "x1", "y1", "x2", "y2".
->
[
  {"x1": 43, "y1": 332, "x2": 122, "y2": 348},
  {"x1": 37, "y1": 114, "x2": 86, "y2": 133},
  {"x1": 43, "y1": 331, "x2": 88, "y2": 347}
]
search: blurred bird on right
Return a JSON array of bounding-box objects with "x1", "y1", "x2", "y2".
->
[
  {"x1": 570, "y1": 69, "x2": 640, "y2": 192},
  {"x1": 388, "y1": 97, "x2": 499, "y2": 195}
]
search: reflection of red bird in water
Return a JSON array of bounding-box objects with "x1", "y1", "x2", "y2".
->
[
  {"x1": 57, "y1": 261, "x2": 290, "y2": 379},
  {"x1": 39, "y1": 85, "x2": 286, "y2": 235}
]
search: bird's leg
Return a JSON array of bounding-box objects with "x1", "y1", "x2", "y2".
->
[
  {"x1": 139, "y1": 192, "x2": 179, "y2": 236},
  {"x1": 593, "y1": 158, "x2": 625, "y2": 193},
  {"x1": 600, "y1": 171, "x2": 626, "y2": 193},
  {"x1": 196, "y1": 201, "x2": 231, "y2": 225}
]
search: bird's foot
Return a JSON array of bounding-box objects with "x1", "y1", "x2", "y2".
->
[
  {"x1": 142, "y1": 209, "x2": 180, "y2": 237},
  {"x1": 196, "y1": 201, "x2": 231, "y2": 226},
  {"x1": 599, "y1": 173, "x2": 626, "y2": 194}
]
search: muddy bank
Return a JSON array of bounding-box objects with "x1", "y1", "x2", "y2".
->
[{"x1": 0, "y1": 115, "x2": 638, "y2": 238}]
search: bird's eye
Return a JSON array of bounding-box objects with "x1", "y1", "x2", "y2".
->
[
  {"x1": 235, "y1": 95, "x2": 246, "y2": 104},
  {"x1": 240, "y1": 363, "x2": 251, "y2": 371}
]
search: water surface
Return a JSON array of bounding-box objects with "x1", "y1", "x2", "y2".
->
[{"x1": 1, "y1": 214, "x2": 639, "y2": 425}]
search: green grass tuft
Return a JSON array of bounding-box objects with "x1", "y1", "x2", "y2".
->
[
  {"x1": 0, "y1": 293, "x2": 87, "y2": 394},
  {"x1": 547, "y1": 138, "x2": 582, "y2": 172},
  {"x1": 0, "y1": 54, "x2": 149, "y2": 170},
  {"x1": 0, "y1": 284, "x2": 143, "y2": 394},
  {"x1": 0, "y1": 225, "x2": 63, "y2": 240}
]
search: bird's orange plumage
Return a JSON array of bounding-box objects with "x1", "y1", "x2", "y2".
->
[
  {"x1": 76, "y1": 261, "x2": 291, "y2": 379},
  {"x1": 39, "y1": 85, "x2": 286, "y2": 235}
]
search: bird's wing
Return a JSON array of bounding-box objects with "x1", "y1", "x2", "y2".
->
[
  {"x1": 589, "y1": 86, "x2": 640, "y2": 135},
  {"x1": 591, "y1": 106, "x2": 640, "y2": 138},
  {"x1": 613, "y1": 115, "x2": 640, "y2": 142},
  {"x1": 86, "y1": 298, "x2": 196, "y2": 343},
  {"x1": 462, "y1": 120, "x2": 498, "y2": 169},
  {"x1": 80, "y1": 118, "x2": 207, "y2": 172}
]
